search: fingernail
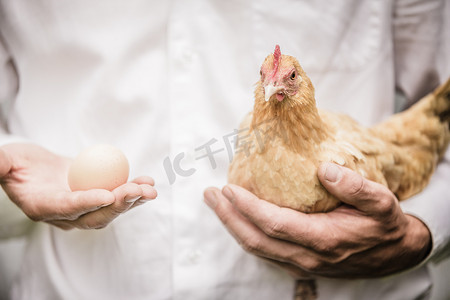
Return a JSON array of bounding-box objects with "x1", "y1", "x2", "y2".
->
[
  {"x1": 137, "y1": 198, "x2": 151, "y2": 204},
  {"x1": 125, "y1": 195, "x2": 142, "y2": 203},
  {"x1": 204, "y1": 189, "x2": 218, "y2": 209},
  {"x1": 222, "y1": 186, "x2": 234, "y2": 202},
  {"x1": 97, "y1": 203, "x2": 110, "y2": 209},
  {"x1": 324, "y1": 164, "x2": 342, "y2": 183}
]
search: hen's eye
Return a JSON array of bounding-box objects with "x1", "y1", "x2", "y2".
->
[
  {"x1": 260, "y1": 69, "x2": 263, "y2": 76},
  {"x1": 290, "y1": 71, "x2": 296, "y2": 80}
]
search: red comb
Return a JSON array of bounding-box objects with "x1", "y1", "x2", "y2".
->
[
  {"x1": 273, "y1": 45, "x2": 281, "y2": 72},
  {"x1": 274, "y1": 45, "x2": 281, "y2": 61}
]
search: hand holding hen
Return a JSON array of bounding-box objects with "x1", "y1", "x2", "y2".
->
[
  {"x1": 205, "y1": 165, "x2": 432, "y2": 299},
  {"x1": 206, "y1": 45, "x2": 449, "y2": 300}
]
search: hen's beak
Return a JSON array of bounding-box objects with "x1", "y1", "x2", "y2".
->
[{"x1": 264, "y1": 84, "x2": 285, "y2": 102}]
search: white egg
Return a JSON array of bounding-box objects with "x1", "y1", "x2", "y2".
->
[{"x1": 68, "y1": 144, "x2": 129, "y2": 191}]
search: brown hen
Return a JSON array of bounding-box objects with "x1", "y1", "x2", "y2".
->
[
  {"x1": 229, "y1": 45, "x2": 450, "y2": 213},
  {"x1": 228, "y1": 45, "x2": 450, "y2": 300}
]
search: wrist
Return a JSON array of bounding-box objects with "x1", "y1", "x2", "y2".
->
[{"x1": 402, "y1": 214, "x2": 432, "y2": 266}]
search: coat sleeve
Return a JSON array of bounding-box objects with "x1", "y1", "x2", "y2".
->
[
  {"x1": 393, "y1": 0, "x2": 448, "y2": 105},
  {"x1": 0, "y1": 32, "x2": 23, "y2": 145},
  {"x1": 395, "y1": 0, "x2": 450, "y2": 264},
  {"x1": 0, "y1": 33, "x2": 32, "y2": 239}
]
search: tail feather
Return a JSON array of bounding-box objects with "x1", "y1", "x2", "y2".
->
[
  {"x1": 433, "y1": 77, "x2": 450, "y2": 125},
  {"x1": 372, "y1": 77, "x2": 450, "y2": 154},
  {"x1": 433, "y1": 76, "x2": 450, "y2": 99},
  {"x1": 371, "y1": 78, "x2": 450, "y2": 200}
]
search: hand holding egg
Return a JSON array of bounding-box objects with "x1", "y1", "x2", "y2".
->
[
  {"x1": 64, "y1": 144, "x2": 157, "y2": 229},
  {"x1": 0, "y1": 142, "x2": 156, "y2": 230}
]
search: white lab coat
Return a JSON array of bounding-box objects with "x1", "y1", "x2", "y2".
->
[{"x1": 0, "y1": 0, "x2": 449, "y2": 299}]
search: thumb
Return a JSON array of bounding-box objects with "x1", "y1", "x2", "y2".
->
[
  {"x1": 0, "y1": 148, "x2": 12, "y2": 179},
  {"x1": 317, "y1": 162, "x2": 396, "y2": 214}
]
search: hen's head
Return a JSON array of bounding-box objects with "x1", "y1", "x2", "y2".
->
[{"x1": 258, "y1": 45, "x2": 314, "y2": 106}]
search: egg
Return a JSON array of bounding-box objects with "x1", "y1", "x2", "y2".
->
[{"x1": 68, "y1": 144, "x2": 129, "y2": 191}]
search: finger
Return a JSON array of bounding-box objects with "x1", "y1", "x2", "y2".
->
[
  {"x1": 0, "y1": 148, "x2": 12, "y2": 179},
  {"x1": 222, "y1": 185, "x2": 388, "y2": 262},
  {"x1": 47, "y1": 220, "x2": 75, "y2": 230},
  {"x1": 134, "y1": 183, "x2": 157, "y2": 200},
  {"x1": 130, "y1": 176, "x2": 155, "y2": 186},
  {"x1": 220, "y1": 184, "x2": 325, "y2": 247},
  {"x1": 317, "y1": 162, "x2": 397, "y2": 215},
  {"x1": 34, "y1": 189, "x2": 115, "y2": 222},
  {"x1": 204, "y1": 187, "x2": 315, "y2": 267},
  {"x1": 129, "y1": 184, "x2": 158, "y2": 209},
  {"x1": 71, "y1": 183, "x2": 143, "y2": 229}
]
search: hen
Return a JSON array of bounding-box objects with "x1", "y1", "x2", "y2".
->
[
  {"x1": 229, "y1": 45, "x2": 450, "y2": 212},
  {"x1": 228, "y1": 45, "x2": 450, "y2": 299}
]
